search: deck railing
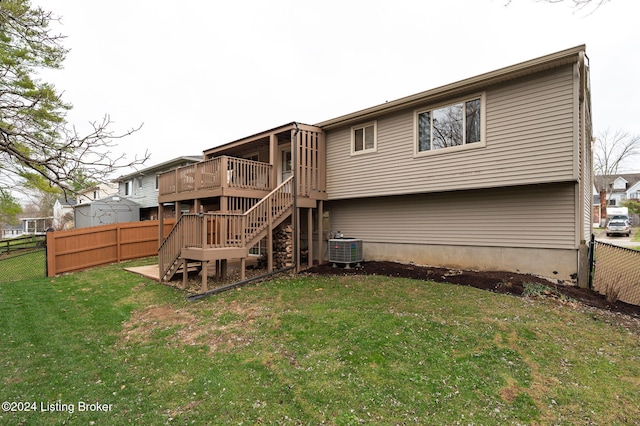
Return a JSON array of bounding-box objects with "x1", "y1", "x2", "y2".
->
[
  {"x1": 159, "y1": 156, "x2": 273, "y2": 196},
  {"x1": 158, "y1": 177, "x2": 293, "y2": 281},
  {"x1": 243, "y1": 177, "x2": 292, "y2": 246}
]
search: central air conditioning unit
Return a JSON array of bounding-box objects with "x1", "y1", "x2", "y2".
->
[{"x1": 328, "y1": 238, "x2": 363, "y2": 268}]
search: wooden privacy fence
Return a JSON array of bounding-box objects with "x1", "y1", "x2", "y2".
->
[{"x1": 46, "y1": 220, "x2": 174, "y2": 277}]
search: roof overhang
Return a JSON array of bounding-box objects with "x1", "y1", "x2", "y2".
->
[
  {"x1": 203, "y1": 122, "x2": 322, "y2": 156},
  {"x1": 314, "y1": 45, "x2": 586, "y2": 130}
]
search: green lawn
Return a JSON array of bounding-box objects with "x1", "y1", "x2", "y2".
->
[{"x1": 1, "y1": 258, "x2": 639, "y2": 424}]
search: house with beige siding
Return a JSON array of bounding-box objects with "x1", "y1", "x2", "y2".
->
[{"x1": 157, "y1": 45, "x2": 593, "y2": 289}]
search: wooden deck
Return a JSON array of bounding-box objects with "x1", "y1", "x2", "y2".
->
[
  {"x1": 156, "y1": 123, "x2": 327, "y2": 293},
  {"x1": 158, "y1": 177, "x2": 295, "y2": 286}
]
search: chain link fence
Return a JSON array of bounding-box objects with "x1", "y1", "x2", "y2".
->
[
  {"x1": 591, "y1": 239, "x2": 640, "y2": 306},
  {"x1": 0, "y1": 236, "x2": 47, "y2": 283}
]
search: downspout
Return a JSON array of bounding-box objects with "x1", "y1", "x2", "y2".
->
[{"x1": 292, "y1": 122, "x2": 300, "y2": 272}]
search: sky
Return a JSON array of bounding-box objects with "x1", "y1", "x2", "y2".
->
[{"x1": 34, "y1": 0, "x2": 640, "y2": 175}]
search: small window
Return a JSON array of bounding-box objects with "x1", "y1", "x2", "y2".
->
[
  {"x1": 155, "y1": 175, "x2": 159, "y2": 191},
  {"x1": 124, "y1": 180, "x2": 132, "y2": 196},
  {"x1": 137, "y1": 177, "x2": 143, "y2": 189},
  {"x1": 351, "y1": 122, "x2": 377, "y2": 154},
  {"x1": 415, "y1": 95, "x2": 484, "y2": 155}
]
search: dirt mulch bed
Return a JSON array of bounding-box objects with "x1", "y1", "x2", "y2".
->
[{"x1": 305, "y1": 261, "x2": 640, "y2": 318}]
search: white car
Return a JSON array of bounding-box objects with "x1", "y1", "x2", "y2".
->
[
  {"x1": 609, "y1": 214, "x2": 632, "y2": 227},
  {"x1": 606, "y1": 220, "x2": 631, "y2": 237}
]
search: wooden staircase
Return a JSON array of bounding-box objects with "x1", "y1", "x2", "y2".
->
[{"x1": 158, "y1": 177, "x2": 294, "y2": 282}]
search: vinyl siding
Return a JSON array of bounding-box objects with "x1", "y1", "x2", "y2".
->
[
  {"x1": 136, "y1": 176, "x2": 159, "y2": 208},
  {"x1": 119, "y1": 175, "x2": 158, "y2": 208},
  {"x1": 325, "y1": 65, "x2": 577, "y2": 200},
  {"x1": 327, "y1": 182, "x2": 576, "y2": 250}
]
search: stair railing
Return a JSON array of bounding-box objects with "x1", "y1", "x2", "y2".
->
[
  {"x1": 243, "y1": 176, "x2": 293, "y2": 246},
  {"x1": 158, "y1": 177, "x2": 294, "y2": 281}
]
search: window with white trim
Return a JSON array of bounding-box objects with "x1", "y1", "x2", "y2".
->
[
  {"x1": 416, "y1": 95, "x2": 484, "y2": 153},
  {"x1": 351, "y1": 122, "x2": 377, "y2": 154}
]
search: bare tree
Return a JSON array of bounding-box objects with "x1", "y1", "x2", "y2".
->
[
  {"x1": 0, "y1": 1, "x2": 148, "y2": 198},
  {"x1": 593, "y1": 129, "x2": 640, "y2": 224},
  {"x1": 594, "y1": 129, "x2": 640, "y2": 178}
]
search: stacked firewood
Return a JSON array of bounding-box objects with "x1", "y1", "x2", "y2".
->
[
  {"x1": 255, "y1": 223, "x2": 294, "y2": 270},
  {"x1": 273, "y1": 224, "x2": 294, "y2": 269}
]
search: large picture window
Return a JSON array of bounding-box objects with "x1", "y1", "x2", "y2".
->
[
  {"x1": 416, "y1": 96, "x2": 483, "y2": 153},
  {"x1": 351, "y1": 122, "x2": 377, "y2": 154}
]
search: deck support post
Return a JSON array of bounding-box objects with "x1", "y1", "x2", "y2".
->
[
  {"x1": 158, "y1": 203, "x2": 165, "y2": 246},
  {"x1": 317, "y1": 200, "x2": 323, "y2": 266},
  {"x1": 269, "y1": 133, "x2": 277, "y2": 191},
  {"x1": 221, "y1": 259, "x2": 227, "y2": 279},
  {"x1": 240, "y1": 257, "x2": 246, "y2": 281},
  {"x1": 181, "y1": 259, "x2": 188, "y2": 289},
  {"x1": 201, "y1": 260, "x2": 208, "y2": 293},
  {"x1": 307, "y1": 207, "x2": 313, "y2": 268},
  {"x1": 267, "y1": 196, "x2": 273, "y2": 272},
  {"x1": 295, "y1": 207, "x2": 301, "y2": 272}
]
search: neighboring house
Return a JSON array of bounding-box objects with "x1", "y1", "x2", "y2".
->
[
  {"x1": 157, "y1": 45, "x2": 593, "y2": 288},
  {"x1": 594, "y1": 174, "x2": 640, "y2": 206},
  {"x1": 76, "y1": 183, "x2": 118, "y2": 205},
  {"x1": 594, "y1": 173, "x2": 640, "y2": 225},
  {"x1": 2, "y1": 217, "x2": 54, "y2": 238},
  {"x1": 1, "y1": 224, "x2": 23, "y2": 239},
  {"x1": 53, "y1": 197, "x2": 77, "y2": 230},
  {"x1": 115, "y1": 156, "x2": 201, "y2": 221},
  {"x1": 74, "y1": 195, "x2": 140, "y2": 228}
]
